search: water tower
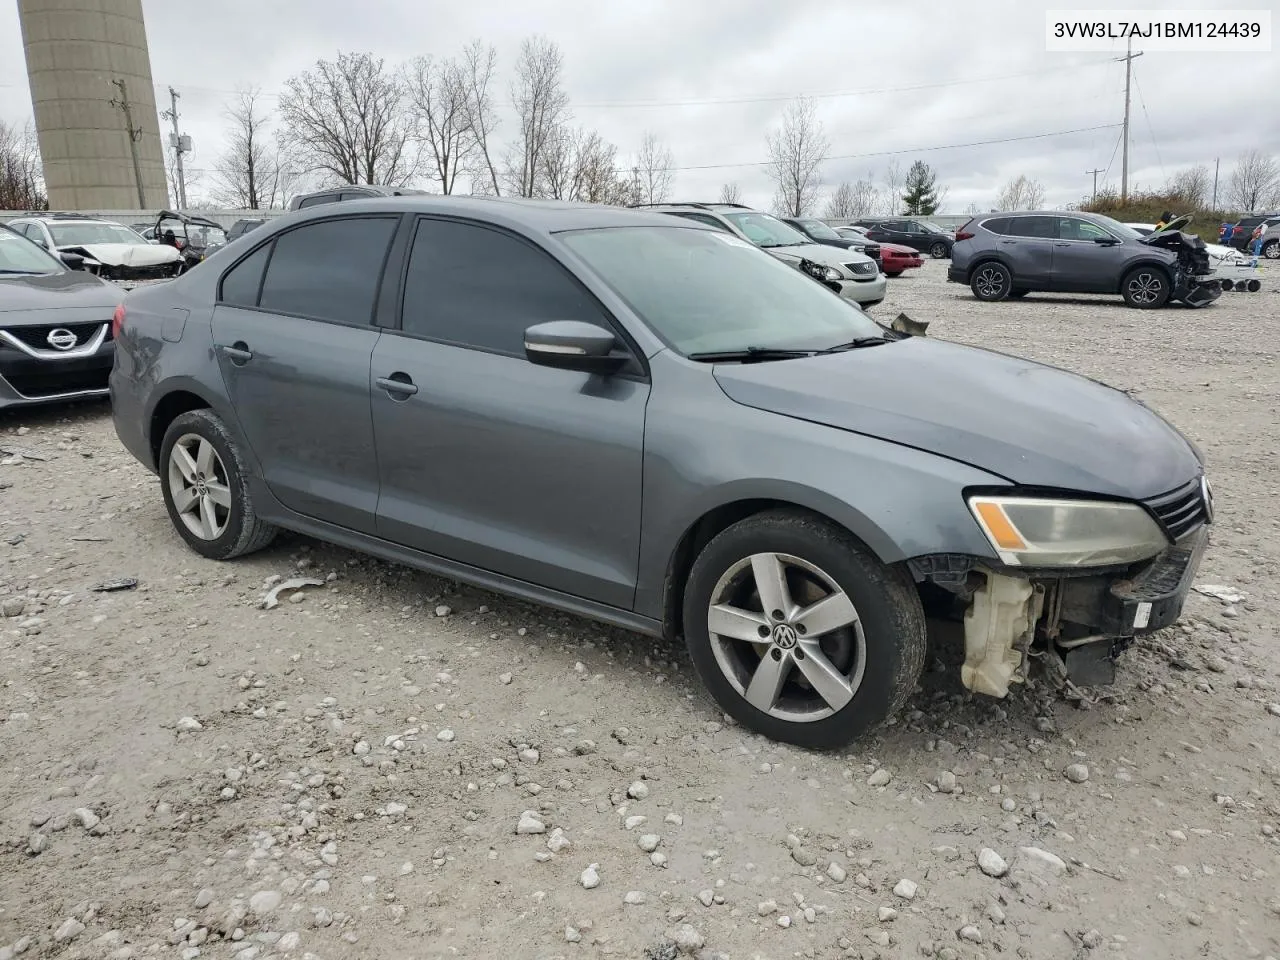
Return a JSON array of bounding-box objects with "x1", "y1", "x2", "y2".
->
[{"x1": 17, "y1": 0, "x2": 169, "y2": 210}]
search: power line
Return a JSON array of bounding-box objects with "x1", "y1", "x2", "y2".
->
[{"x1": 1131, "y1": 67, "x2": 1164, "y2": 181}]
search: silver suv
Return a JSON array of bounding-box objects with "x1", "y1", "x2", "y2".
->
[{"x1": 635, "y1": 203, "x2": 885, "y2": 308}]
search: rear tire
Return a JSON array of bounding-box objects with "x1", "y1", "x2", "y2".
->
[
  {"x1": 970, "y1": 262, "x2": 1012, "y2": 302},
  {"x1": 158, "y1": 409, "x2": 277, "y2": 561},
  {"x1": 1121, "y1": 265, "x2": 1171, "y2": 309},
  {"x1": 681, "y1": 509, "x2": 926, "y2": 749}
]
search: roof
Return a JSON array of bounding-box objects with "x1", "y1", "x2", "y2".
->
[{"x1": 14, "y1": 213, "x2": 116, "y2": 223}]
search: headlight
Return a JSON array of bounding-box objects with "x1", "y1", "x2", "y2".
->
[
  {"x1": 967, "y1": 496, "x2": 1168, "y2": 567},
  {"x1": 816, "y1": 265, "x2": 841, "y2": 282}
]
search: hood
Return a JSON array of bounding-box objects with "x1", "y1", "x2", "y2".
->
[
  {"x1": 877, "y1": 241, "x2": 921, "y2": 256},
  {"x1": 763, "y1": 242, "x2": 873, "y2": 273},
  {"x1": 58, "y1": 242, "x2": 182, "y2": 267},
  {"x1": 712, "y1": 337, "x2": 1200, "y2": 500},
  {"x1": 0, "y1": 270, "x2": 123, "y2": 314}
]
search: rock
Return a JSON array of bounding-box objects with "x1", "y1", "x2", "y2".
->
[
  {"x1": 1064, "y1": 763, "x2": 1090, "y2": 783},
  {"x1": 546, "y1": 828, "x2": 571, "y2": 853},
  {"x1": 937, "y1": 770, "x2": 957, "y2": 794},
  {"x1": 581, "y1": 864, "x2": 601, "y2": 889},
  {"x1": 878, "y1": 907, "x2": 898, "y2": 922},
  {"x1": 437, "y1": 729, "x2": 455, "y2": 742},
  {"x1": 697, "y1": 889, "x2": 714, "y2": 907},
  {"x1": 893, "y1": 878, "x2": 918, "y2": 900},
  {"x1": 248, "y1": 890, "x2": 283, "y2": 916},
  {"x1": 639, "y1": 834, "x2": 661, "y2": 853},
  {"x1": 499, "y1": 673, "x2": 513, "y2": 685},
  {"x1": 193, "y1": 889, "x2": 213, "y2": 909},
  {"x1": 1001, "y1": 798, "x2": 1017, "y2": 812},
  {"x1": 625, "y1": 815, "x2": 647, "y2": 830},
  {"x1": 1018, "y1": 846, "x2": 1067, "y2": 876},
  {"x1": 624, "y1": 890, "x2": 647, "y2": 905},
  {"x1": 826, "y1": 862, "x2": 847, "y2": 883},
  {"x1": 757, "y1": 900, "x2": 778, "y2": 916},
  {"x1": 277, "y1": 932, "x2": 300, "y2": 952},
  {"x1": 26, "y1": 833, "x2": 47, "y2": 855},
  {"x1": 790, "y1": 846, "x2": 817, "y2": 867},
  {"x1": 673, "y1": 924, "x2": 704, "y2": 954},
  {"x1": 519, "y1": 748, "x2": 540, "y2": 763},
  {"x1": 978, "y1": 848, "x2": 1009, "y2": 878},
  {"x1": 176, "y1": 717, "x2": 203, "y2": 732},
  {"x1": 628, "y1": 780, "x2": 650, "y2": 800},
  {"x1": 868, "y1": 768, "x2": 892, "y2": 787},
  {"x1": 72, "y1": 808, "x2": 100, "y2": 830},
  {"x1": 565, "y1": 926, "x2": 581, "y2": 943},
  {"x1": 516, "y1": 811, "x2": 546, "y2": 835},
  {"x1": 1267, "y1": 704, "x2": 1280, "y2": 718},
  {"x1": 958, "y1": 925, "x2": 983, "y2": 943},
  {"x1": 54, "y1": 919, "x2": 85, "y2": 942},
  {"x1": 650, "y1": 852, "x2": 668, "y2": 867},
  {"x1": 776, "y1": 915, "x2": 791, "y2": 928},
  {"x1": 434, "y1": 605, "x2": 451, "y2": 617}
]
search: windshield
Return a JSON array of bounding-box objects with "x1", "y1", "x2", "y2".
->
[
  {"x1": 49, "y1": 222, "x2": 147, "y2": 246},
  {"x1": 722, "y1": 211, "x2": 810, "y2": 248},
  {"x1": 0, "y1": 229, "x2": 62, "y2": 275},
  {"x1": 1090, "y1": 215, "x2": 1143, "y2": 241},
  {"x1": 159, "y1": 219, "x2": 228, "y2": 246},
  {"x1": 559, "y1": 226, "x2": 883, "y2": 356},
  {"x1": 798, "y1": 218, "x2": 843, "y2": 241}
]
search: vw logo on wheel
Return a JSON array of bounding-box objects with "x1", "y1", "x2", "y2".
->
[
  {"x1": 46, "y1": 328, "x2": 78, "y2": 351},
  {"x1": 770, "y1": 623, "x2": 798, "y2": 650}
]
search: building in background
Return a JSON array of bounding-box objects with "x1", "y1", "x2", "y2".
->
[{"x1": 17, "y1": 0, "x2": 168, "y2": 209}]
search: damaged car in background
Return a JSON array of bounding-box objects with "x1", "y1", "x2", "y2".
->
[
  {"x1": 5, "y1": 213, "x2": 184, "y2": 281},
  {"x1": 949, "y1": 211, "x2": 1222, "y2": 309},
  {"x1": 1126, "y1": 217, "x2": 1262, "y2": 292},
  {"x1": 111, "y1": 197, "x2": 1212, "y2": 749}
]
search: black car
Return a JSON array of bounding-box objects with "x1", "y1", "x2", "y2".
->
[
  {"x1": 854, "y1": 218, "x2": 954, "y2": 259},
  {"x1": 780, "y1": 217, "x2": 881, "y2": 267},
  {"x1": 227, "y1": 218, "x2": 268, "y2": 242},
  {"x1": 0, "y1": 225, "x2": 122, "y2": 408},
  {"x1": 1222, "y1": 213, "x2": 1280, "y2": 251},
  {"x1": 155, "y1": 211, "x2": 229, "y2": 271},
  {"x1": 287, "y1": 184, "x2": 430, "y2": 211}
]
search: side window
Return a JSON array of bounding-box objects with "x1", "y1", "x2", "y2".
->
[
  {"x1": 981, "y1": 218, "x2": 1010, "y2": 235},
  {"x1": 218, "y1": 243, "x2": 273, "y2": 307},
  {"x1": 1059, "y1": 218, "x2": 1110, "y2": 242},
  {"x1": 673, "y1": 212, "x2": 730, "y2": 232},
  {"x1": 899, "y1": 221, "x2": 923, "y2": 234},
  {"x1": 297, "y1": 194, "x2": 335, "y2": 209},
  {"x1": 401, "y1": 218, "x2": 608, "y2": 355},
  {"x1": 258, "y1": 217, "x2": 397, "y2": 324},
  {"x1": 1006, "y1": 216, "x2": 1056, "y2": 239}
]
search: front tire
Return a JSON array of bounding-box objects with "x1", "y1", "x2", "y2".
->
[
  {"x1": 159, "y1": 409, "x2": 277, "y2": 561},
  {"x1": 1121, "y1": 266, "x2": 1171, "y2": 309},
  {"x1": 929, "y1": 242, "x2": 949, "y2": 259},
  {"x1": 885, "y1": 271, "x2": 903, "y2": 278},
  {"x1": 970, "y1": 262, "x2": 1012, "y2": 301},
  {"x1": 681, "y1": 510, "x2": 926, "y2": 749}
]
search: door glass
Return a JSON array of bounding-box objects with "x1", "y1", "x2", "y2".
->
[
  {"x1": 1058, "y1": 218, "x2": 1112, "y2": 242},
  {"x1": 982, "y1": 218, "x2": 1011, "y2": 235},
  {"x1": 218, "y1": 243, "x2": 273, "y2": 307},
  {"x1": 298, "y1": 195, "x2": 336, "y2": 208},
  {"x1": 401, "y1": 218, "x2": 608, "y2": 355},
  {"x1": 258, "y1": 217, "x2": 397, "y2": 324},
  {"x1": 671, "y1": 212, "x2": 731, "y2": 233},
  {"x1": 1005, "y1": 216, "x2": 1056, "y2": 239},
  {"x1": 899, "y1": 221, "x2": 923, "y2": 234}
]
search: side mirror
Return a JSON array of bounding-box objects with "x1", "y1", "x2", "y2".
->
[
  {"x1": 523, "y1": 321, "x2": 627, "y2": 375},
  {"x1": 59, "y1": 252, "x2": 85, "y2": 270}
]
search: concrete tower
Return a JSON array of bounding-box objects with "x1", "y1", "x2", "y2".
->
[{"x1": 17, "y1": 0, "x2": 168, "y2": 210}]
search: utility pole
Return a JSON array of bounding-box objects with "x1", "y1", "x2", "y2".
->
[
  {"x1": 161, "y1": 86, "x2": 188, "y2": 209},
  {"x1": 1117, "y1": 37, "x2": 1144, "y2": 204},
  {"x1": 1212, "y1": 157, "x2": 1220, "y2": 210},
  {"x1": 109, "y1": 78, "x2": 146, "y2": 208},
  {"x1": 1086, "y1": 168, "x2": 1105, "y2": 204}
]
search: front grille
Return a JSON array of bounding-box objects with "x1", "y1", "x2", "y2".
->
[
  {"x1": 2, "y1": 322, "x2": 109, "y2": 351},
  {"x1": 844, "y1": 261, "x2": 878, "y2": 277},
  {"x1": 5, "y1": 366, "x2": 110, "y2": 398},
  {"x1": 1144, "y1": 478, "x2": 1208, "y2": 541}
]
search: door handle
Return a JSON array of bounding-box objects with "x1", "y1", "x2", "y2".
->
[
  {"x1": 1054, "y1": 242, "x2": 1070, "y2": 247},
  {"x1": 999, "y1": 240, "x2": 1017, "y2": 245},
  {"x1": 376, "y1": 374, "x2": 418, "y2": 398},
  {"x1": 222, "y1": 342, "x2": 253, "y2": 365}
]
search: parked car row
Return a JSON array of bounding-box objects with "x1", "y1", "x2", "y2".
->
[
  {"x1": 1219, "y1": 212, "x2": 1280, "y2": 254},
  {"x1": 101, "y1": 194, "x2": 1213, "y2": 748}
]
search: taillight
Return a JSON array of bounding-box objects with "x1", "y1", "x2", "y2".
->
[
  {"x1": 955, "y1": 219, "x2": 976, "y2": 241},
  {"x1": 175, "y1": 238, "x2": 186, "y2": 250},
  {"x1": 112, "y1": 304, "x2": 125, "y2": 340}
]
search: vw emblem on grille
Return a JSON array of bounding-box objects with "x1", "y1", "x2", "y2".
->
[
  {"x1": 770, "y1": 623, "x2": 798, "y2": 650},
  {"x1": 1200, "y1": 476, "x2": 1214, "y2": 524},
  {"x1": 46, "y1": 328, "x2": 77, "y2": 351}
]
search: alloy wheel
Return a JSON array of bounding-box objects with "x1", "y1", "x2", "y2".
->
[
  {"x1": 167, "y1": 433, "x2": 232, "y2": 541},
  {"x1": 1127, "y1": 271, "x2": 1164, "y2": 305},
  {"x1": 930, "y1": 242, "x2": 948, "y2": 258},
  {"x1": 706, "y1": 552, "x2": 866, "y2": 723},
  {"x1": 1264, "y1": 240, "x2": 1280, "y2": 260},
  {"x1": 974, "y1": 266, "x2": 1006, "y2": 299}
]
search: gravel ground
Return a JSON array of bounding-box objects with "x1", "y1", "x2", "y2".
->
[{"x1": 1, "y1": 259, "x2": 1278, "y2": 960}]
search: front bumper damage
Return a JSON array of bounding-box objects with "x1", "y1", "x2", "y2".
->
[{"x1": 911, "y1": 525, "x2": 1208, "y2": 697}]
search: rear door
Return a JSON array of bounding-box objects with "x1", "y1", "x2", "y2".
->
[
  {"x1": 1051, "y1": 217, "x2": 1125, "y2": 292},
  {"x1": 997, "y1": 215, "x2": 1056, "y2": 287},
  {"x1": 369, "y1": 216, "x2": 649, "y2": 609},
  {"x1": 210, "y1": 214, "x2": 399, "y2": 533}
]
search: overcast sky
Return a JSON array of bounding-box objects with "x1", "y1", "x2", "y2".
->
[{"x1": 0, "y1": 0, "x2": 1276, "y2": 212}]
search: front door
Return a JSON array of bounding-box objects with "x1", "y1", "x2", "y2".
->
[
  {"x1": 210, "y1": 215, "x2": 399, "y2": 534},
  {"x1": 1050, "y1": 217, "x2": 1126, "y2": 293},
  {"x1": 371, "y1": 216, "x2": 649, "y2": 609}
]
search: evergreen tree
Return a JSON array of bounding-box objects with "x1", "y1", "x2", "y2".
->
[{"x1": 901, "y1": 160, "x2": 941, "y2": 215}]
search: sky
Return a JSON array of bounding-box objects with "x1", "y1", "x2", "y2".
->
[{"x1": 0, "y1": 0, "x2": 1276, "y2": 213}]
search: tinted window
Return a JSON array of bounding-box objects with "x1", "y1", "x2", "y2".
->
[
  {"x1": 400, "y1": 218, "x2": 606, "y2": 355},
  {"x1": 258, "y1": 217, "x2": 397, "y2": 324},
  {"x1": 981, "y1": 217, "x2": 1011, "y2": 235},
  {"x1": 1005, "y1": 216, "x2": 1056, "y2": 239},
  {"x1": 298, "y1": 194, "x2": 337, "y2": 209},
  {"x1": 339, "y1": 192, "x2": 370, "y2": 202},
  {"x1": 1058, "y1": 218, "x2": 1113, "y2": 242},
  {"x1": 670, "y1": 212, "x2": 731, "y2": 232},
  {"x1": 898, "y1": 221, "x2": 923, "y2": 234},
  {"x1": 219, "y1": 243, "x2": 272, "y2": 307}
]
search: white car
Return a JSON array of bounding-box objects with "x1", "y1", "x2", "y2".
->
[
  {"x1": 5, "y1": 215, "x2": 184, "y2": 282},
  {"x1": 1125, "y1": 218, "x2": 1260, "y2": 291}
]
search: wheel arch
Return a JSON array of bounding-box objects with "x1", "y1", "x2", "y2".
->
[
  {"x1": 1117, "y1": 257, "x2": 1175, "y2": 293},
  {"x1": 962, "y1": 255, "x2": 1014, "y2": 283},
  {"x1": 146, "y1": 381, "x2": 224, "y2": 467}
]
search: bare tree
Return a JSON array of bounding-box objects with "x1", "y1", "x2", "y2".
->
[
  {"x1": 633, "y1": 131, "x2": 673, "y2": 204},
  {"x1": 1165, "y1": 164, "x2": 1211, "y2": 208},
  {"x1": 455, "y1": 40, "x2": 502, "y2": 196},
  {"x1": 0, "y1": 119, "x2": 45, "y2": 210},
  {"x1": 995, "y1": 174, "x2": 1047, "y2": 211},
  {"x1": 163, "y1": 143, "x2": 205, "y2": 207},
  {"x1": 406, "y1": 55, "x2": 473, "y2": 195},
  {"x1": 880, "y1": 160, "x2": 904, "y2": 215},
  {"x1": 718, "y1": 181, "x2": 741, "y2": 205},
  {"x1": 540, "y1": 127, "x2": 634, "y2": 205},
  {"x1": 765, "y1": 96, "x2": 828, "y2": 217},
  {"x1": 824, "y1": 179, "x2": 878, "y2": 219},
  {"x1": 504, "y1": 36, "x2": 571, "y2": 198},
  {"x1": 210, "y1": 88, "x2": 282, "y2": 209},
  {"x1": 1227, "y1": 150, "x2": 1280, "y2": 212},
  {"x1": 278, "y1": 51, "x2": 417, "y2": 186}
]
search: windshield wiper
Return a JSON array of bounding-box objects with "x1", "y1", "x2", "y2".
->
[
  {"x1": 687, "y1": 346, "x2": 819, "y2": 363},
  {"x1": 0, "y1": 269, "x2": 43, "y2": 275},
  {"x1": 816, "y1": 336, "x2": 892, "y2": 353}
]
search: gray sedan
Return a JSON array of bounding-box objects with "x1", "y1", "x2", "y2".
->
[{"x1": 110, "y1": 197, "x2": 1212, "y2": 748}]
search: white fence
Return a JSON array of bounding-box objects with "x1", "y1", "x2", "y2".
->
[{"x1": 0, "y1": 209, "x2": 291, "y2": 229}]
